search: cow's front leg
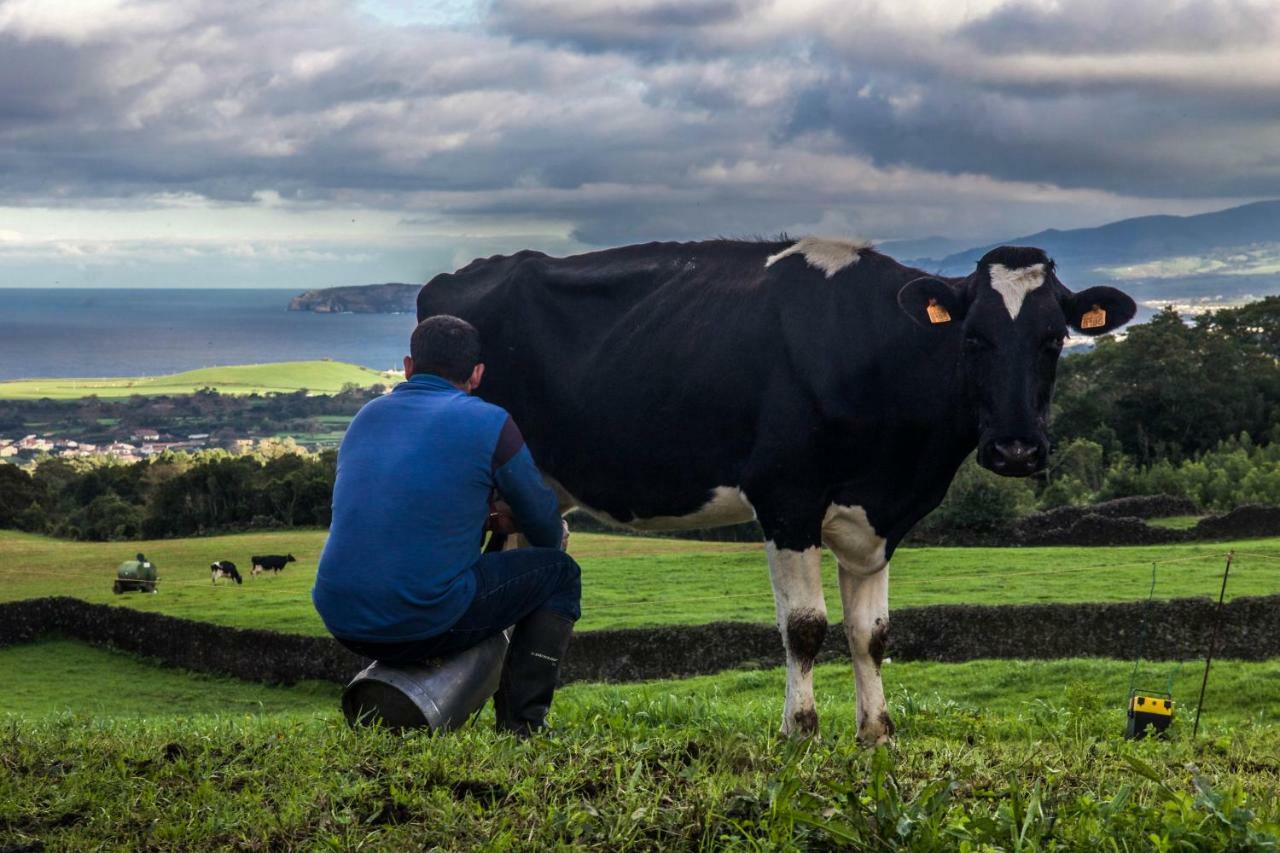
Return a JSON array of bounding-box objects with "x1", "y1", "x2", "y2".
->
[
  {"x1": 823, "y1": 504, "x2": 893, "y2": 747},
  {"x1": 765, "y1": 543, "x2": 827, "y2": 737}
]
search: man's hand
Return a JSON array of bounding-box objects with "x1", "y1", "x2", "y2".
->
[{"x1": 488, "y1": 500, "x2": 519, "y2": 537}]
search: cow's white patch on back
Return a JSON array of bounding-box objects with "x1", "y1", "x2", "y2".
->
[
  {"x1": 765, "y1": 237, "x2": 871, "y2": 278},
  {"x1": 988, "y1": 262, "x2": 1046, "y2": 320},
  {"x1": 555, "y1": 483, "x2": 756, "y2": 532}
]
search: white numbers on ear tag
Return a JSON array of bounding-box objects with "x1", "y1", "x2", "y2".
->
[
  {"x1": 926, "y1": 298, "x2": 952, "y2": 325},
  {"x1": 1080, "y1": 305, "x2": 1107, "y2": 330}
]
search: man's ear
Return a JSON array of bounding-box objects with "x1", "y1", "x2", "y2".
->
[
  {"x1": 467, "y1": 362, "x2": 485, "y2": 392},
  {"x1": 898, "y1": 277, "x2": 967, "y2": 329},
  {"x1": 1063, "y1": 286, "x2": 1137, "y2": 336},
  {"x1": 403, "y1": 355, "x2": 414, "y2": 380}
]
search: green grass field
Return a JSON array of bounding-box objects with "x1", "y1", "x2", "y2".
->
[
  {"x1": 1148, "y1": 515, "x2": 1207, "y2": 530},
  {"x1": 0, "y1": 359, "x2": 390, "y2": 400},
  {"x1": 3, "y1": 641, "x2": 1277, "y2": 849},
  {"x1": 1, "y1": 528, "x2": 1274, "y2": 635},
  {"x1": 6, "y1": 640, "x2": 1277, "y2": 727}
]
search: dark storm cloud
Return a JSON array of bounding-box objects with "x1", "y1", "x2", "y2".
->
[
  {"x1": 959, "y1": 0, "x2": 1280, "y2": 54},
  {"x1": 0, "y1": 0, "x2": 1276, "y2": 258},
  {"x1": 488, "y1": 0, "x2": 762, "y2": 57},
  {"x1": 781, "y1": 72, "x2": 1280, "y2": 199}
]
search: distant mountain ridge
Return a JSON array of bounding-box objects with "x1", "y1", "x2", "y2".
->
[
  {"x1": 907, "y1": 200, "x2": 1280, "y2": 277},
  {"x1": 289, "y1": 283, "x2": 417, "y2": 313}
]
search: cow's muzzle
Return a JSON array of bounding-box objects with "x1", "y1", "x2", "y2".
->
[{"x1": 979, "y1": 437, "x2": 1046, "y2": 477}]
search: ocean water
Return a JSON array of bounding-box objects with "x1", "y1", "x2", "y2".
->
[{"x1": 0, "y1": 289, "x2": 417, "y2": 380}]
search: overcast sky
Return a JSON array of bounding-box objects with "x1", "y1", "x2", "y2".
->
[{"x1": 0, "y1": 0, "x2": 1275, "y2": 288}]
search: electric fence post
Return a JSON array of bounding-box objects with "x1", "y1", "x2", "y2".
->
[{"x1": 1193, "y1": 551, "x2": 1234, "y2": 738}]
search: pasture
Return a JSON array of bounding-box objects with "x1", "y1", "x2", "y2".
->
[
  {"x1": 4, "y1": 530, "x2": 1278, "y2": 848},
  {"x1": 0, "y1": 359, "x2": 389, "y2": 400},
  {"x1": 1, "y1": 528, "x2": 1276, "y2": 635},
  {"x1": 3, "y1": 641, "x2": 1278, "y2": 848}
]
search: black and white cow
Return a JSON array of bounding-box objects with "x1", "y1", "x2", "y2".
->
[
  {"x1": 210, "y1": 560, "x2": 243, "y2": 585},
  {"x1": 251, "y1": 554, "x2": 296, "y2": 576},
  {"x1": 417, "y1": 238, "x2": 1135, "y2": 745}
]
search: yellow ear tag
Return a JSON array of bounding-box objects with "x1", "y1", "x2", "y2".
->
[
  {"x1": 1080, "y1": 304, "x2": 1107, "y2": 330},
  {"x1": 926, "y1": 298, "x2": 952, "y2": 325}
]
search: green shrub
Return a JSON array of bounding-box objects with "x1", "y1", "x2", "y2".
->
[{"x1": 926, "y1": 456, "x2": 1036, "y2": 534}]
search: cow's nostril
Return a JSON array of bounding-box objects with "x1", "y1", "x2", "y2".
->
[{"x1": 994, "y1": 440, "x2": 1039, "y2": 465}]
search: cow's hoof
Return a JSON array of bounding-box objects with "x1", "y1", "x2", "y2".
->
[
  {"x1": 781, "y1": 707, "x2": 820, "y2": 738},
  {"x1": 857, "y1": 711, "x2": 896, "y2": 748}
]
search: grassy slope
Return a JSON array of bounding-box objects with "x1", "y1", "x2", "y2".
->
[
  {"x1": 1, "y1": 529, "x2": 1276, "y2": 635},
  {"x1": 2, "y1": 642, "x2": 1277, "y2": 849},
  {"x1": 0, "y1": 359, "x2": 389, "y2": 400},
  {"x1": 5, "y1": 640, "x2": 1278, "y2": 727},
  {"x1": 3, "y1": 641, "x2": 337, "y2": 718}
]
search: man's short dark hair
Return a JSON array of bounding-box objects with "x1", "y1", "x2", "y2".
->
[{"x1": 411, "y1": 315, "x2": 481, "y2": 383}]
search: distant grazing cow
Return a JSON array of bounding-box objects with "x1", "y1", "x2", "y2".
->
[
  {"x1": 418, "y1": 237, "x2": 1136, "y2": 745},
  {"x1": 251, "y1": 554, "x2": 296, "y2": 576},
  {"x1": 210, "y1": 560, "x2": 242, "y2": 585}
]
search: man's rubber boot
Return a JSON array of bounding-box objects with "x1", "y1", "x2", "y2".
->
[{"x1": 494, "y1": 609, "x2": 574, "y2": 737}]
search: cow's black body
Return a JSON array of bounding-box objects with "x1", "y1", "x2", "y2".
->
[
  {"x1": 251, "y1": 554, "x2": 295, "y2": 575},
  {"x1": 417, "y1": 237, "x2": 1134, "y2": 742},
  {"x1": 418, "y1": 240, "x2": 972, "y2": 553}
]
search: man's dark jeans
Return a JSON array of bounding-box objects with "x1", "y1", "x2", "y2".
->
[{"x1": 337, "y1": 547, "x2": 581, "y2": 666}]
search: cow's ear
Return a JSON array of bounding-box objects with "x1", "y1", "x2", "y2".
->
[
  {"x1": 1063, "y1": 286, "x2": 1136, "y2": 336},
  {"x1": 898, "y1": 277, "x2": 967, "y2": 330}
]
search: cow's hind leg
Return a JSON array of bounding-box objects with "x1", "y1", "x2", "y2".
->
[
  {"x1": 823, "y1": 504, "x2": 893, "y2": 747},
  {"x1": 765, "y1": 543, "x2": 827, "y2": 737}
]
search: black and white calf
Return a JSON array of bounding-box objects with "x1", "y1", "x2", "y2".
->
[
  {"x1": 251, "y1": 554, "x2": 296, "y2": 576},
  {"x1": 210, "y1": 560, "x2": 243, "y2": 584},
  {"x1": 418, "y1": 237, "x2": 1135, "y2": 745}
]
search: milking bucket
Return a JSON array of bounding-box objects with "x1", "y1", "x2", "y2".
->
[{"x1": 341, "y1": 628, "x2": 511, "y2": 732}]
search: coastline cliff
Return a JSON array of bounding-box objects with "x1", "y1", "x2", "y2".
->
[{"x1": 289, "y1": 283, "x2": 418, "y2": 314}]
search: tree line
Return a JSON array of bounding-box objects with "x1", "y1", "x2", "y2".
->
[{"x1": 0, "y1": 444, "x2": 335, "y2": 541}]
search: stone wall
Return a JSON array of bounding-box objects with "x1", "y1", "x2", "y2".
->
[{"x1": 4, "y1": 594, "x2": 1276, "y2": 686}]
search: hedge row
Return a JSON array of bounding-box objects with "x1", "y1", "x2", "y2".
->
[{"x1": 3, "y1": 594, "x2": 1277, "y2": 688}]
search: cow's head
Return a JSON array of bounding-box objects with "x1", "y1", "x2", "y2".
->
[{"x1": 898, "y1": 246, "x2": 1135, "y2": 477}]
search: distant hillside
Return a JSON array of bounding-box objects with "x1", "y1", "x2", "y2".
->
[
  {"x1": 901, "y1": 200, "x2": 1280, "y2": 306},
  {"x1": 289, "y1": 283, "x2": 417, "y2": 314},
  {"x1": 878, "y1": 235, "x2": 974, "y2": 260},
  {"x1": 908, "y1": 199, "x2": 1280, "y2": 278},
  {"x1": 0, "y1": 360, "x2": 390, "y2": 400}
]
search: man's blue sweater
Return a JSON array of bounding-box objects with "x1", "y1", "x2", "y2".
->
[{"x1": 312, "y1": 373, "x2": 562, "y2": 643}]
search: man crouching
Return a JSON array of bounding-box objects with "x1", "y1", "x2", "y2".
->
[{"x1": 313, "y1": 315, "x2": 580, "y2": 737}]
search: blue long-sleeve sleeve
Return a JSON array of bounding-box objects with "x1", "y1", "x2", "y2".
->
[{"x1": 491, "y1": 418, "x2": 562, "y2": 549}]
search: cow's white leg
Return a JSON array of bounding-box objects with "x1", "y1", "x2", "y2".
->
[
  {"x1": 765, "y1": 543, "x2": 826, "y2": 737},
  {"x1": 823, "y1": 504, "x2": 893, "y2": 746}
]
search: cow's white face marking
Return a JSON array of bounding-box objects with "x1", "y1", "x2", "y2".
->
[
  {"x1": 765, "y1": 237, "x2": 871, "y2": 279},
  {"x1": 551, "y1": 482, "x2": 755, "y2": 532},
  {"x1": 988, "y1": 262, "x2": 1046, "y2": 320}
]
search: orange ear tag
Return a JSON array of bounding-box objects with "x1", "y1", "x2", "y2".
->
[
  {"x1": 1080, "y1": 304, "x2": 1107, "y2": 330},
  {"x1": 926, "y1": 298, "x2": 952, "y2": 325}
]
